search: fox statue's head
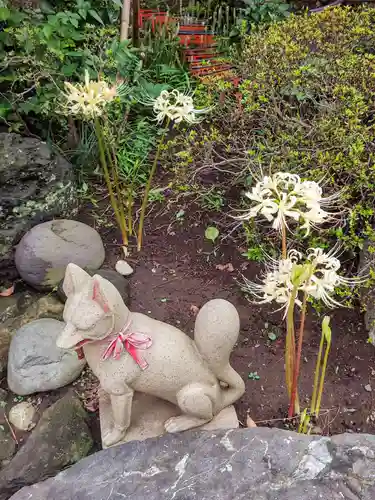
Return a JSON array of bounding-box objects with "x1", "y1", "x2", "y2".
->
[{"x1": 57, "y1": 263, "x2": 128, "y2": 350}]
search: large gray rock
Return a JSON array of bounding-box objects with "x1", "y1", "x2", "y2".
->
[
  {"x1": 0, "y1": 294, "x2": 64, "y2": 376},
  {"x1": 0, "y1": 133, "x2": 76, "y2": 275},
  {"x1": 0, "y1": 392, "x2": 93, "y2": 500},
  {"x1": 57, "y1": 268, "x2": 131, "y2": 305},
  {"x1": 7, "y1": 318, "x2": 85, "y2": 395},
  {"x1": 15, "y1": 219, "x2": 105, "y2": 290},
  {"x1": 8, "y1": 428, "x2": 375, "y2": 500}
]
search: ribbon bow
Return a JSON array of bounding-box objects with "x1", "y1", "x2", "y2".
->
[{"x1": 101, "y1": 321, "x2": 152, "y2": 370}]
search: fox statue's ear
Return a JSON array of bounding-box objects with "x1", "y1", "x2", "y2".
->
[
  {"x1": 63, "y1": 264, "x2": 91, "y2": 297},
  {"x1": 90, "y1": 276, "x2": 110, "y2": 313}
]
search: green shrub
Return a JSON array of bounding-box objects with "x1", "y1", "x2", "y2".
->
[
  {"x1": 237, "y1": 7, "x2": 375, "y2": 252},
  {"x1": 177, "y1": 7, "x2": 374, "y2": 255},
  {"x1": 0, "y1": 1, "x2": 188, "y2": 141}
]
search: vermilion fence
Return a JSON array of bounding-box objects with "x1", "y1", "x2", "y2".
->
[{"x1": 138, "y1": 9, "x2": 235, "y2": 80}]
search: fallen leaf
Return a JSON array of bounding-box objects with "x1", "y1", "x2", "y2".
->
[
  {"x1": 190, "y1": 304, "x2": 200, "y2": 316},
  {"x1": 216, "y1": 263, "x2": 235, "y2": 272},
  {"x1": 205, "y1": 226, "x2": 219, "y2": 243},
  {"x1": 0, "y1": 284, "x2": 14, "y2": 297},
  {"x1": 246, "y1": 415, "x2": 257, "y2": 428}
]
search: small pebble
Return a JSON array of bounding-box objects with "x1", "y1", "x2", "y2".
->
[
  {"x1": 115, "y1": 260, "x2": 134, "y2": 276},
  {"x1": 9, "y1": 402, "x2": 37, "y2": 431},
  {"x1": 364, "y1": 384, "x2": 372, "y2": 392}
]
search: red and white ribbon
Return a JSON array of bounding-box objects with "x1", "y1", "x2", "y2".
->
[
  {"x1": 75, "y1": 320, "x2": 152, "y2": 370},
  {"x1": 101, "y1": 320, "x2": 152, "y2": 370}
]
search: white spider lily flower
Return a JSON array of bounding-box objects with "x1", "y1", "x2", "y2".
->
[
  {"x1": 242, "y1": 247, "x2": 362, "y2": 313},
  {"x1": 242, "y1": 250, "x2": 302, "y2": 315},
  {"x1": 146, "y1": 89, "x2": 210, "y2": 124},
  {"x1": 237, "y1": 172, "x2": 337, "y2": 235},
  {"x1": 294, "y1": 180, "x2": 322, "y2": 207},
  {"x1": 236, "y1": 187, "x2": 277, "y2": 221},
  {"x1": 64, "y1": 70, "x2": 117, "y2": 119},
  {"x1": 271, "y1": 193, "x2": 301, "y2": 231},
  {"x1": 307, "y1": 247, "x2": 341, "y2": 271},
  {"x1": 303, "y1": 270, "x2": 343, "y2": 308},
  {"x1": 299, "y1": 206, "x2": 330, "y2": 236}
]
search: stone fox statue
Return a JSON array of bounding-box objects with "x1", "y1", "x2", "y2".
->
[{"x1": 57, "y1": 263, "x2": 245, "y2": 447}]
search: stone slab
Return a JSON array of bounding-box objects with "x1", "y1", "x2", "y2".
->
[
  {"x1": 10, "y1": 428, "x2": 375, "y2": 500},
  {"x1": 100, "y1": 391, "x2": 239, "y2": 448}
]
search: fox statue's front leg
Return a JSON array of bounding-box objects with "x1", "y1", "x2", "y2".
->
[{"x1": 101, "y1": 384, "x2": 134, "y2": 448}]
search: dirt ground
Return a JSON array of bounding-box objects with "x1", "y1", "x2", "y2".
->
[
  {"x1": 2, "y1": 198, "x2": 375, "y2": 452},
  {"x1": 81, "y1": 200, "x2": 375, "y2": 437}
]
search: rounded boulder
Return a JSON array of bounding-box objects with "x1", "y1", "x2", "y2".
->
[
  {"x1": 57, "y1": 268, "x2": 131, "y2": 305},
  {"x1": 7, "y1": 318, "x2": 85, "y2": 396},
  {"x1": 15, "y1": 220, "x2": 105, "y2": 290}
]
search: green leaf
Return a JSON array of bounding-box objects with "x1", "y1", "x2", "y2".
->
[
  {"x1": 61, "y1": 62, "x2": 78, "y2": 76},
  {"x1": 139, "y1": 79, "x2": 169, "y2": 98},
  {"x1": 66, "y1": 50, "x2": 84, "y2": 57},
  {"x1": 42, "y1": 23, "x2": 53, "y2": 38},
  {"x1": 111, "y1": 0, "x2": 123, "y2": 7},
  {"x1": 205, "y1": 226, "x2": 219, "y2": 243},
  {"x1": 89, "y1": 9, "x2": 104, "y2": 25},
  {"x1": 0, "y1": 7, "x2": 10, "y2": 20},
  {"x1": 70, "y1": 17, "x2": 79, "y2": 28},
  {"x1": 0, "y1": 101, "x2": 11, "y2": 118},
  {"x1": 78, "y1": 8, "x2": 87, "y2": 19}
]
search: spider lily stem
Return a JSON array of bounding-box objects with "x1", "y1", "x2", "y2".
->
[
  {"x1": 281, "y1": 221, "x2": 287, "y2": 259},
  {"x1": 285, "y1": 287, "x2": 298, "y2": 413},
  {"x1": 137, "y1": 118, "x2": 170, "y2": 251},
  {"x1": 94, "y1": 118, "x2": 128, "y2": 246},
  {"x1": 288, "y1": 290, "x2": 308, "y2": 418},
  {"x1": 311, "y1": 317, "x2": 331, "y2": 417},
  {"x1": 108, "y1": 141, "x2": 128, "y2": 245}
]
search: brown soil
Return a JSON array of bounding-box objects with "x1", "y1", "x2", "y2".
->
[
  {"x1": 2, "y1": 199, "x2": 374, "y2": 452},
  {"x1": 80, "y1": 200, "x2": 375, "y2": 437}
]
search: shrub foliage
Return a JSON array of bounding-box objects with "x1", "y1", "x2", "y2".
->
[
  {"x1": 179, "y1": 7, "x2": 375, "y2": 255},
  {"x1": 237, "y1": 7, "x2": 375, "y2": 251}
]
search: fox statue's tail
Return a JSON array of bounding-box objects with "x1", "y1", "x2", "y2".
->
[{"x1": 194, "y1": 299, "x2": 245, "y2": 410}]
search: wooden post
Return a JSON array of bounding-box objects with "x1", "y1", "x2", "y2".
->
[
  {"x1": 132, "y1": 0, "x2": 140, "y2": 47},
  {"x1": 120, "y1": 0, "x2": 131, "y2": 41}
]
